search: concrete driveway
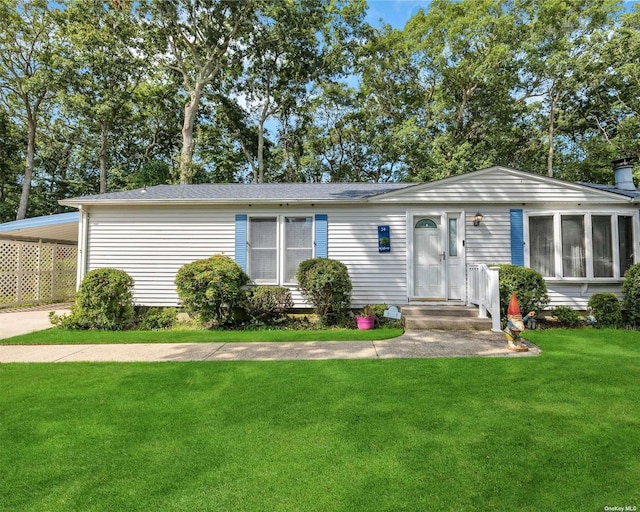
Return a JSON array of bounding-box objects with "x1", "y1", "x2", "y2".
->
[{"x1": 0, "y1": 306, "x2": 71, "y2": 339}]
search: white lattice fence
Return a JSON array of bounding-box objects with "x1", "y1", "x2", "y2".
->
[{"x1": 0, "y1": 240, "x2": 77, "y2": 307}]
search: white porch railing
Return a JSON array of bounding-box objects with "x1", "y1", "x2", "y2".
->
[{"x1": 467, "y1": 263, "x2": 501, "y2": 332}]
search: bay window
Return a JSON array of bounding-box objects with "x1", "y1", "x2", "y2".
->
[
  {"x1": 528, "y1": 213, "x2": 635, "y2": 279},
  {"x1": 248, "y1": 215, "x2": 314, "y2": 284}
]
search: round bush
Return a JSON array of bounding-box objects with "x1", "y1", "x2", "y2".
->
[
  {"x1": 245, "y1": 286, "x2": 294, "y2": 325},
  {"x1": 297, "y1": 258, "x2": 352, "y2": 326},
  {"x1": 552, "y1": 305, "x2": 585, "y2": 328},
  {"x1": 622, "y1": 263, "x2": 640, "y2": 327},
  {"x1": 175, "y1": 254, "x2": 249, "y2": 326},
  {"x1": 498, "y1": 264, "x2": 549, "y2": 322},
  {"x1": 50, "y1": 268, "x2": 135, "y2": 330},
  {"x1": 588, "y1": 293, "x2": 622, "y2": 328}
]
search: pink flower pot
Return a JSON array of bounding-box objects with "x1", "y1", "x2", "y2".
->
[{"x1": 356, "y1": 316, "x2": 375, "y2": 330}]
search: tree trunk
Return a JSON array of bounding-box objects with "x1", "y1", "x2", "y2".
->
[
  {"x1": 99, "y1": 121, "x2": 109, "y2": 194},
  {"x1": 238, "y1": 138, "x2": 258, "y2": 181},
  {"x1": 547, "y1": 90, "x2": 560, "y2": 178},
  {"x1": 180, "y1": 86, "x2": 202, "y2": 184},
  {"x1": 257, "y1": 117, "x2": 265, "y2": 183},
  {"x1": 256, "y1": 95, "x2": 271, "y2": 184},
  {"x1": 16, "y1": 116, "x2": 36, "y2": 220}
]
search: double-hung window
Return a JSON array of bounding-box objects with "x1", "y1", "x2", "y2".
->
[
  {"x1": 248, "y1": 216, "x2": 313, "y2": 284},
  {"x1": 528, "y1": 213, "x2": 635, "y2": 279},
  {"x1": 284, "y1": 217, "x2": 313, "y2": 282},
  {"x1": 249, "y1": 218, "x2": 278, "y2": 282}
]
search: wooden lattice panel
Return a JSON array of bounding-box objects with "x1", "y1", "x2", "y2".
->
[
  {"x1": 0, "y1": 273, "x2": 18, "y2": 305},
  {"x1": 20, "y1": 274, "x2": 39, "y2": 302},
  {"x1": 40, "y1": 246, "x2": 54, "y2": 272},
  {"x1": 0, "y1": 240, "x2": 78, "y2": 307},
  {"x1": 0, "y1": 242, "x2": 19, "y2": 273},
  {"x1": 55, "y1": 246, "x2": 77, "y2": 271},
  {"x1": 39, "y1": 273, "x2": 53, "y2": 299},
  {"x1": 53, "y1": 272, "x2": 76, "y2": 300},
  {"x1": 19, "y1": 244, "x2": 40, "y2": 273}
]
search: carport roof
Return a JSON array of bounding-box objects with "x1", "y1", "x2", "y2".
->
[{"x1": 0, "y1": 212, "x2": 79, "y2": 243}]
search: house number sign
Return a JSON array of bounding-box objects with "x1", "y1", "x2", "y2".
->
[{"x1": 378, "y1": 225, "x2": 391, "y2": 252}]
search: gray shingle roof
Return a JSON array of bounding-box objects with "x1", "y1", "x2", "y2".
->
[
  {"x1": 578, "y1": 182, "x2": 640, "y2": 199},
  {"x1": 61, "y1": 182, "x2": 415, "y2": 204}
]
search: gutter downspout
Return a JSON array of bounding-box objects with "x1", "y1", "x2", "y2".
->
[{"x1": 76, "y1": 206, "x2": 89, "y2": 289}]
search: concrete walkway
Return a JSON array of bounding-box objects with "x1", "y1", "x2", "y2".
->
[{"x1": 0, "y1": 307, "x2": 540, "y2": 362}]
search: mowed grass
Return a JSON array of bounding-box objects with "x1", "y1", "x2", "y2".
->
[
  {"x1": 2, "y1": 326, "x2": 404, "y2": 344},
  {"x1": 1, "y1": 329, "x2": 639, "y2": 511}
]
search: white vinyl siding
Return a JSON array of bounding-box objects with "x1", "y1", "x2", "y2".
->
[
  {"x1": 463, "y1": 209, "x2": 511, "y2": 265},
  {"x1": 375, "y1": 167, "x2": 627, "y2": 205},
  {"x1": 327, "y1": 207, "x2": 407, "y2": 307},
  {"x1": 546, "y1": 283, "x2": 625, "y2": 309},
  {"x1": 86, "y1": 207, "x2": 235, "y2": 306}
]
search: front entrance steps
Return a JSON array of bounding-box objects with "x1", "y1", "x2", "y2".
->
[{"x1": 401, "y1": 305, "x2": 493, "y2": 331}]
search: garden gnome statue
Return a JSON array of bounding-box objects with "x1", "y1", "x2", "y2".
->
[{"x1": 504, "y1": 292, "x2": 529, "y2": 352}]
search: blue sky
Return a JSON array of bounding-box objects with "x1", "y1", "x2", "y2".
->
[
  {"x1": 365, "y1": 0, "x2": 431, "y2": 29},
  {"x1": 365, "y1": 0, "x2": 639, "y2": 30}
]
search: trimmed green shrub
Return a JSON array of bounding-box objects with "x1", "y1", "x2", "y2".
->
[
  {"x1": 588, "y1": 293, "x2": 622, "y2": 328},
  {"x1": 552, "y1": 306, "x2": 585, "y2": 328},
  {"x1": 136, "y1": 307, "x2": 178, "y2": 330},
  {"x1": 50, "y1": 268, "x2": 135, "y2": 330},
  {"x1": 245, "y1": 286, "x2": 294, "y2": 325},
  {"x1": 622, "y1": 263, "x2": 640, "y2": 327},
  {"x1": 297, "y1": 258, "x2": 352, "y2": 326},
  {"x1": 498, "y1": 264, "x2": 549, "y2": 321},
  {"x1": 175, "y1": 255, "x2": 249, "y2": 326}
]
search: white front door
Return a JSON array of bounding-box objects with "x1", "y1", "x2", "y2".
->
[{"x1": 413, "y1": 217, "x2": 444, "y2": 298}]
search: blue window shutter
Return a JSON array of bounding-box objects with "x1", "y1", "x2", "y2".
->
[
  {"x1": 314, "y1": 214, "x2": 328, "y2": 258},
  {"x1": 510, "y1": 209, "x2": 524, "y2": 266},
  {"x1": 235, "y1": 214, "x2": 247, "y2": 271}
]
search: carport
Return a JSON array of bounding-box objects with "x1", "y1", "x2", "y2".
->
[{"x1": 0, "y1": 213, "x2": 79, "y2": 308}]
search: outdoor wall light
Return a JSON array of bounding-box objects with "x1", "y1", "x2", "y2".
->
[{"x1": 473, "y1": 212, "x2": 483, "y2": 226}]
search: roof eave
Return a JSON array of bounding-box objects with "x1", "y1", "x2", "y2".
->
[{"x1": 59, "y1": 197, "x2": 373, "y2": 208}]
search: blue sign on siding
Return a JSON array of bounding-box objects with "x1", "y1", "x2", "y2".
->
[{"x1": 378, "y1": 225, "x2": 391, "y2": 252}]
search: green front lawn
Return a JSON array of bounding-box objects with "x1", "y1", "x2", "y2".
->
[
  {"x1": 1, "y1": 329, "x2": 639, "y2": 511},
  {"x1": 1, "y1": 326, "x2": 404, "y2": 344}
]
